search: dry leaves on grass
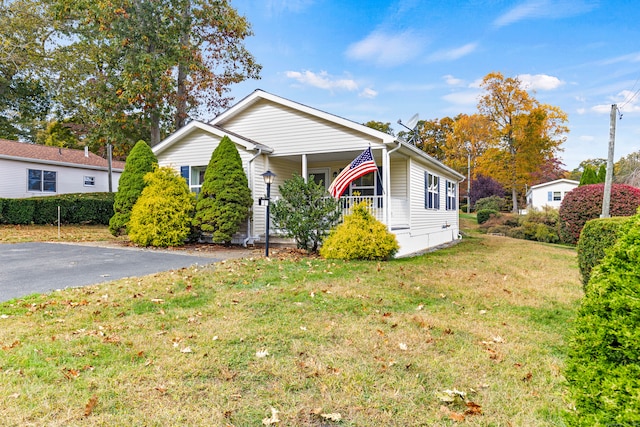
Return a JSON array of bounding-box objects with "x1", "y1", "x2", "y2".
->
[
  {"x1": 262, "y1": 407, "x2": 280, "y2": 425},
  {"x1": 84, "y1": 395, "x2": 98, "y2": 417}
]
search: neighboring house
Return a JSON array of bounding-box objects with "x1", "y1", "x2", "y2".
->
[
  {"x1": 153, "y1": 90, "x2": 465, "y2": 257},
  {"x1": 0, "y1": 139, "x2": 125, "y2": 198},
  {"x1": 526, "y1": 179, "x2": 579, "y2": 210}
]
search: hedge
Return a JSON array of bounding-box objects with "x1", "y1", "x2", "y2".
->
[
  {"x1": 576, "y1": 216, "x2": 629, "y2": 289},
  {"x1": 0, "y1": 193, "x2": 115, "y2": 225}
]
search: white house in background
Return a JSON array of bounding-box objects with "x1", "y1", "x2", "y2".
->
[
  {"x1": 153, "y1": 89, "x2": 465, "y2": 257},
  {"x1": 0, "y1": 139, "x2": 125, "y2": 198},
  {"x1": 526, "y1": 178, "x2": 579, "y2": 210}
]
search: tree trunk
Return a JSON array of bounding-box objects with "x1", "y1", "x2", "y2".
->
[
  {"x1": 150, "y1": 111, "x2": 160, "y2": 146},
  {"x1": 174, "y1": 1, "x2": 191, "y2": 129}
]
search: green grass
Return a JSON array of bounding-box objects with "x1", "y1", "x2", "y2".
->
[{"x1": 0, "y1": 226, "x2": 582, "y2": 426}]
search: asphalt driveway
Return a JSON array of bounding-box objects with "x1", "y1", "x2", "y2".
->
[{"x1": 0, "y1": 242, "x2": 224, "y2": 302}]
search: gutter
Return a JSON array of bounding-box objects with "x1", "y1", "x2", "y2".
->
[{"x1": 243, "y1": 148, "x2": 263, "y2": 247}]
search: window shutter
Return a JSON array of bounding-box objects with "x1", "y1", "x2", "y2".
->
[
  {"x1": 548, "y1": 191, "x2": 552, "y2": 201},
  {"x1": 376, "y1": 166, "x2": 383, "y2": 207},
  {"x1": 180, "y1": 166, "x2": 190, "y2": 183}
]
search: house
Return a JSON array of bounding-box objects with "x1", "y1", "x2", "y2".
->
[
  {"x1": 153, "y1": 90, "x2": 465, "y2": 257},
  {"x1": 526, "y1": 179, "x2": 579, "y2": 210},
  {"x1": 0, "y1": 139, "x2": 125, "y2": 198}
]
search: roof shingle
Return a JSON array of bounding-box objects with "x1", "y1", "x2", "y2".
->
[{"x1": 0, "y1": 139, "x2": 126, "y2": 170}]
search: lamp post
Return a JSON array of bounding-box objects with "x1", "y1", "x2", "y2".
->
[{"x1": 261, "y1": 170, "x2": 276, "y2": 257}]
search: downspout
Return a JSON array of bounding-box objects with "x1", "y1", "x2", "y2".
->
[
  {"x1": 386, "y1": 141, "x2": 403, "y2": 230},
  {"x1": 243, "y1": 148, "x2": 263, "y2": 247}
]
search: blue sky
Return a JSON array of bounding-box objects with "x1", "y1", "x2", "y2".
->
[{"x1": 226, "y1": 0, "x2": 640, "y2": 170}]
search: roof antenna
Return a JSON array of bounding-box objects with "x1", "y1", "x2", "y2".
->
[{"x1": 397, "y1": 113, "x2": 419, "y2": 145}]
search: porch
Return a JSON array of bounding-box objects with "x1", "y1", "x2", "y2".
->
[{"x1": 337, "y1": 195, "x2": 409, "y2": 230}]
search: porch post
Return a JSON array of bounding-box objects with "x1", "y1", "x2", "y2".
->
[
  {"x1": 302, "y1": 154, "x2": 308, "y2": 183},
  {"x1": 382, "y1": 147, "x2": 388, "y2": 226}
]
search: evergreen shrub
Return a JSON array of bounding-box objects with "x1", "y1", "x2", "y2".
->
[
  {"x1": 128, "y1": 167, "x2": 195, "y2": 247},
  {"x1": 271, "y1": 174, "x2": 340, "y2": 252},
  {"x1": 109, "y1": 140, "x2": 157, "y2": 236},
  {"x1": 193, "y1": 136, "x2": 252, "y2": 244},
  {"x1": 2, "y1": 198, "x2": 35, "y2": 224},
  {"x1": 565, "y1": 212, "x2": 640, "y2": 425},
  {"x1": 320, "y1": 201, "x2": 399, "y2": 260},
  {"x1": 559, "y1": 183, "x2": 640, "y2": 244},
  {"x1": 476, "y1": 209, "x2": 498, "y2": 225},
  {"x1": 576, "y1": 216, "x2": 628, "y2": 288}
]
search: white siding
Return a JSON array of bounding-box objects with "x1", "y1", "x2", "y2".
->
[
  {"x1": 0, "y1": 159, "x2": 121, "y2": 198},
  {"x1": 527, "y1": 180, "x2": 578, "y2": 210},
  {"x1": 220, "y1": 100, "x2": 383, "y2": 156}
]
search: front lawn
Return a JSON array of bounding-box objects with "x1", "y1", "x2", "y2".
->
[{"x1": 0, "y1": 225, "x2": 582, "y2": 425}]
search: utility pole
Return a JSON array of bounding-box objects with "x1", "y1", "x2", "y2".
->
[
  {"x1": 466, "y1": 142, "x2": 471, "y2": 214},
  {"x1": 601, "y1": 104, "x2": 617, "y2": 218}
]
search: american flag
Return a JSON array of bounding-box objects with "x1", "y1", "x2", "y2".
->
[{"x1": 328, "y1": 147, "x2": 378, "y2": 198}]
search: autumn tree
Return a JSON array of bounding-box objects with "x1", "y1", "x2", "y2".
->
[
  {"x1": 445, "y1": 113, "x2": 491, "y2": 177},
  {"x1": 0, "y1": 0, "x2": 52, "y2": 141},
  {"x1": 568, "y1": 158, "x2": 606, "y2": 181},
  {"x1": 364, "y1": 120, "x2": 394, "y2": 135},
  {"x1": 615, "y1": 151, "x2": 640, "y2": 186},
  {"x1": 477, "y1": 72, "x2": 568, "y2": 213},
  {"x1": 414, "y1": 117, "x2": 455, "y2": 161}
]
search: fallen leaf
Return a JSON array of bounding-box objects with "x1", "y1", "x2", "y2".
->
[
  {"x1": 84, "y1": 395, "x2": 98, "y2": 417},
  {"x1": 449, "y1": 411, "x2": 465, "y2": 422},
  {"x1": 180, "y1": 347, "x2": 192, "y2": 353},
  {"x1": 321, "y1": 412, "x2": 342, "y2": 421},
  {"x1": 522, "y1": 372, "x2": 533, "y2": 382},
  {"x1": 398, "y1": 342, "x2": 408, "y2": 351},
  {"x1": 262, "y1": 407, "x2": 280, "y2": 425},
  {"x1": 465, "y1": 401, "x2": 483, "y2": 415},
  {"x1": 256, "y1": 349, "x2": 269, "y2": 358}
]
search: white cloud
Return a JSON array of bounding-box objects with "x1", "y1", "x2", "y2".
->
[
  {"x1": 442, "y1": 91, "x2": 481, "y2": 106},
  {"x1": 428, "y1": 43, "x2": 478, "y2": 62},
  {"x1": 591, "y1": 104, "x2": 612, "y2": 114},
  {"x1": 517, "y1": 74, "x2": 565, "y2": 91},
  {"x1": 346, "y1": 30, "x2": 425, "y2": 67},
  {"x1": 577, "y1": 108, "x2": 586, "y2": 115},
  {"x1": 285, "y1": 70, "x2": 358, "y2": 92},
  {"x1": 443, "y1": 75, "x2": 465, "y2": 86},
  {"x1": 359, "y1": 88, "x2": 378, "y2": 99},
  {"x1": 597, "y1": 51, "x2": 640, "y2": 66},
  {"x1": 591, "y1": 90, "x2": 640, "y2": 115},
  {"x1": 493, "y1": 0, "x2": 598, "y2": 28},
  {"x1": 579, "y1": 135, "x2": 595, "y2": 142}
]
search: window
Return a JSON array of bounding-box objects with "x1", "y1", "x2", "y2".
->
[
  {"x1": 553, "y1": 191, "x2": 562, "y2": 201},
  {"x1": 189, "y1": 166, "x2": 207, "y2": 195},
  {"x1": 84, "y1": 176, "x2": 95, "y2": 186},
  {"x1": 349, "y1": 170, "x2": 377, "y2": 196},
  {"x1": 446, "y1": 180, "x2": 457, "y2": 210},
  {"x1": 28, "y1": 169, "x2": 57, "y2": 192},
  {"x1": 425, "y1": 172, "x2": 440, "y2": 209}
]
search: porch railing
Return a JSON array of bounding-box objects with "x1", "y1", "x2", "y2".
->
[{"x1": 338, "y1": 195, "x2": 384, "y2": 222}]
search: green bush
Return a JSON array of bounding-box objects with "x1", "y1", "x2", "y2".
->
[
  {"x1": 2, "y1": 198, "x2": 35, "y2": 224},
  {"x1": 565, "y1": 212, "x2": 640, "y2": 425},
  {"x1": 271, "y1": 174, "x2": 341, "y2": 252},
  {"x1": 474, "y1": 195, "x2": 506, "y2": 212},
  {"x1": 477, "y1": 209, "x2": 498, "y2": 224},
  {"x1": 576, "y1": 216, "x2": 628, "y2": 289},
  {"x1": 193, "y1": 136, "x2": 252, "y2": 244},
  {"x1": 320, "y1": 201, "x2": 399, "y2": 260},
  {"x1": 128, "y1": 167, "x2": 195, "y2": 247},
  {"x1": 109, "y1": 140, "x2": 157, "y2": 236}
]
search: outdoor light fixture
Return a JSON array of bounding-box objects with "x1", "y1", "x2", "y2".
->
[{"x1": 261, "y1": 170, "x2": 276, "y2": 257}]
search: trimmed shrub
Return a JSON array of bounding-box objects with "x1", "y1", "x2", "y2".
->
[
  {"x1": 271, "y1": 174, "x2": 341, "y2": 252},
  {"x1": 128, "y1": 167, "x2": 195, "y2": 247},
  {"x1": 559, "y1": 183, "x2": 640, "y2": 244},
  {"x1": 2, "y1": 198, "x2": 35, "y2": 224},
  {"x1": 320, "y1": 201, "x2": 399, "y2": 260},
  {"x1": 193, "y1": 136, "x2": 252, "y2": 244},
  {"x1": 576, "y1": 216, "x2": 628, "y2": 288},
  {"x1": 565, "y1": 212, "x2": 640, "y2": 425},
  {"x1": 475, "y1": 195, "x2": 506, "y2": 212},
  {"x1": 109, "y1": 140, "x2": 157, "y2": 236},
  {"x1": 477, "y1": 209, "x2": 498, "y2": 225}
]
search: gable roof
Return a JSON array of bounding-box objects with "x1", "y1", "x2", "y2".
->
[
  {"x1": 153, "y1": 120, "x2": 273, "y2": 156},
  {"x1": 528, "y1": 178, "x2": 579, "y2": 191},
  {"x1": 0, "y1": 139, "x2": 125, "y2": 171},
  {"x1": 210, "y1": 89, "x2": 397, "y2": 145}
]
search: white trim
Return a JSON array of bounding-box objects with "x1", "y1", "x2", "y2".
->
[{"x1": 308, "y1": 167, "x2": 331, "y2": 189}]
